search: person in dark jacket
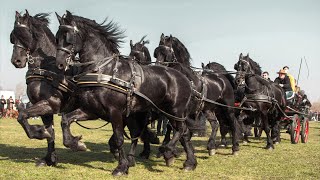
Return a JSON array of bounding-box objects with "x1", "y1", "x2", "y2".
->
[
  {"x1": 0, "y1": 95, "x2": 6, "y2": 118},
  {"x1": 274, "y1": 69, "x2": 292, "y2": 92}
]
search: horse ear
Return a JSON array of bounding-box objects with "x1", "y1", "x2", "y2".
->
[
  {"x1": 201, "y1": 62, "x2": 205, "y2": 69},
  {"x1": 25, "y1": 9, "x2": 30, "y2": 18},
  {"x1": 169, "y1": 34, "x2": 173, "y2": 48},
  {"x1": 239, "y1": 53, "x2": 243, "y2": 60},
  {"x1": 15, "y1": 11, "x2": 21, "y2": 22},
  {"x1": 130, "y1": 40, "x2": 133, "y2": 49},
  {"x1": 65, "y1": 10, "x2": 73, "y2": 20},
  {"x1": 247, "y1": 53, "x2": 249, "y2": 57},
  {"x1": 55, "y1": 12, "x2": 62, "y2": 24},
  {"x1": 160, "y1": 33, "x2": 164, "y2": 42}
]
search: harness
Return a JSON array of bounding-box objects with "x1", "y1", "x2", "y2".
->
[
  {"x1": 13, "y1": 23, "x2": 76, "y2": 94},
  {"x1": 73, "y1": 55, "x2": 187, "y2": 121},
  {"x1": 26, "y1": 68, "x2": 76, "y2": 93}
]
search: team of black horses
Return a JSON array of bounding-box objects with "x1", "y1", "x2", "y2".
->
[{"x1": 10, "y1": 10, "x2": 294, "y2": 176}]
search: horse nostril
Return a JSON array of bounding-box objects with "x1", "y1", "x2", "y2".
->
[
  {"x1": 58, "y1": 64, "x2": 64, "y2": 70},
  {"x1": 15, "y1": 59, "x2": 21, "y2": 64}
]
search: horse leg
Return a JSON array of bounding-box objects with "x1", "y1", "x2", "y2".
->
[
  {"x1": 110, "y1": 109, "x2": 129, "y2": 176},
  {"x1": 17, "y1": 100, "x2": 55, "y2": 140},
  {"x1": 205, "y1": 110, "x2": 219, "y2": 156},
  {"x1": 271, "y1": 119, "x2": 281, "y2": 144},
  {"x1": 61, "y1": 108, "x2": 97, "y2": 151},
  {"x1": 108, "y1": 134, "x2": 119, "y2": 160},
  {"x1": 36, "y1": 114, "x2": 57, "y2": 167},
  {"x1": 226, "y1": 108, "x2": 240, "y2": 155},
  {"x1": 262, "y1": 113, "x2": 274, "y2": 150},
  {"x1": 157, "y1": 122, "x2": 172, "y2": 158},
  {"x1": 179, "y1": 123, "x2": 197, "y2": 171},
  {"x1": 219, "y1": 124, "x2": 228, "y2": 148}
]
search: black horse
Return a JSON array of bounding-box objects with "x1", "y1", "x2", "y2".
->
[
  {"x1": 154, "y1": 34, "x2": 240, "y2": 155},
  {"x1": 10, "y1": 11, "x2": 77, "y2": 166},
  {"x1": 129, "y1": 35, "x2": 151, "y2": 65},
  {"x1": 54, "y1": 11, "x2": 196, "y2": 175},
  {"x1": 234, "y1": 53, "x2": 285, "y2": 149},
  {"x1": 203, "y1": 62, "x2": 263, "y2": 141}
]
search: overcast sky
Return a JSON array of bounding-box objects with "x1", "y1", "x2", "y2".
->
[{"x1": 0, "y1": 0, "x2": 319, "y2": 102}]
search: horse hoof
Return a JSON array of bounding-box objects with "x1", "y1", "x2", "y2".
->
[
  {"x1": 208, "y1": 149, "x2": 216, "y2": 156},
  {"x1": 165, "y1": 157, "x2": 175, "y2": 166},
  {"x1": 266, "y1": 147, "x2": 274, "y2": 151},
  {"x1": 219, "y1": 144, "x2": 226, "y2": 147},
  {"x1": 77, "y1": 141, "x2": 87, "y2": 151},
  {"x1": 232, "y1": 151, "x2": 239, "y2": 156},
  {"x1": 43, "y1": 129, "x2": 52, "y2": 139},
  {"x1": 274, "y1": 142, "x2": 279, "y2": 145},
  {"x1": 243, "y1": 141, "x2": 248, "y2": 145},
  {"x1": 112, "y1": 170, "x2": 128, "y2": 176},
  {"x1": 35, "y1": 160, "x2": 47, "y2": 167},
  {"x1": 183, "y1": 166, "x2": 195, "y2": 172}
]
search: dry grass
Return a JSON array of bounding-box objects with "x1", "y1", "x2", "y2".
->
[{"x1": 0, "y1": 116, "x2": 319, "y2": 179}]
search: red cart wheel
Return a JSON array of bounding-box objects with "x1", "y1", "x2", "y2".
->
[
  {"x1": 301, "y1": 117, "x2": 309, "y2": 143},
  {"x1": 290, "y1": 114, "x2": 301, "y2": 144}
]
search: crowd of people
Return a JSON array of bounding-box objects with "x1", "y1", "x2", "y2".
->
[
  {"x1": 261, "y1": 66, "x2": 311, "y2": 108},
  {"x1": 0, "y1": 95, "x2": 19, "y2": 118}
]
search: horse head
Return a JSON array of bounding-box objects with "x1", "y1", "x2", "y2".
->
[
  {"x1": 55, "y1": 11, "x2": 124, "y2": 71},
  {"x1": 154, "y1": 33, "x2": 176, "y2": 65},
  {"x1": 129, "y1": 35, "x2": 151, "y2": 64},
  {"x1": 154, "y1": 33, "x2": 191, "y2": 67},
  {"x1": 10, "y1": 10, "x2": 55, "y2": 69}
]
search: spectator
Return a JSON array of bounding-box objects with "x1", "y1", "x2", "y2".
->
[
  {"x1": 283, "y1": 66, "x2": 296, "y2": 92},
  {"x1": 0, "y1": 95, "x2": 6, "y2": 118},
  {"x1": 262, "y1": 71, "x2": 271, "y2": 81},
  {"x1": 6, "y1": 96, "x2": 15, "y2": 118}
]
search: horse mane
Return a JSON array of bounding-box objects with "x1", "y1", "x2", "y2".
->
[
  {"x1": 139, "y1": 35, "x2": 150, "y2": 45},
  {"x1": 71, "y1": 15, "x2": 125, "y2": 54},
  {"x1": 13, "y1": 13, "x2": 55, "y2": 48},
  {"x1": 142, "y1": 46, "x2": 151, "y2": 62},
  {"x1": 206, "y1": 62, "x2": 236, "y2": 89},
  {"x1": 169, "y1": 36, "x2": 192, "y2": 67},
  {"x1": 245, "y1": 55, "x2": 262, "y2": 75}
]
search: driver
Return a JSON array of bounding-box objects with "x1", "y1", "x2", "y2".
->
[{"x1": 274, "y1": 69, "x2": 292, "y2": 92}]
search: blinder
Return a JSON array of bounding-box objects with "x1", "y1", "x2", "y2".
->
[{"x1": 59, "y1": 25, "x2": 78, "y2": 44}]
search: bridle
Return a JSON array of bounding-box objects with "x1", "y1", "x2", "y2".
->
[
  {"x1": 57, "y1": 24, "x2": 80, "y2": 69},
  {"x1": 13, "y1": 23, "x2": 36, "y2": 64},
  {"x1": 235, "y1": 59, "x2": 253, "y2": 89},
  {"x1": 130, "y1": 48, "x2": 146, "y2": 64},
  {"x1": 155, "y1": 44, "x2": 177, "y2": 66}
]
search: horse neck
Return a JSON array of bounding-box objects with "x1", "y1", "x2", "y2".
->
[
  {"x1": 28, "y1": 32, "x2": 56, "y2": 70},
  {"x1": 172, "y1": 50, "x2": 189, "y2": 67},
  {"x1": 245, "y1": 75, "x2": 264, "y2": 94},
  {"x1": 79, "y1": 37, "x2": 117, "y2": 72},
  {"x1": 170, "y1": 63, "x2": 199, "y2": 85}
]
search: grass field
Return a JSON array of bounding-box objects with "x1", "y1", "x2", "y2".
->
[{"x1": 0, "y1": 117, "x2": 319, "y2": 179}]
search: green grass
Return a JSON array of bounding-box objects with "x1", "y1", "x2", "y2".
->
[{"x1": 0, "y1": 116, "x2": 320, "y2": 179}]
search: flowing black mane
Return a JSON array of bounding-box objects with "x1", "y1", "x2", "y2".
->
[
  {"x1": 12, "y1": 13, "x2": 55, "y2": 46},
  {"x1": 244, "y1": 55, "x2": 262, "y2": 75},
  {"x1": 166, "y1": 36, "x2": 192, "y2": 67},
  {"x1": 70, "y1": 15, "x2": 125, "y2": 53}
]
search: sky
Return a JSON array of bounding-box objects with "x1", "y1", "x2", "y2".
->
[{"x1": 0, "y1": 0, "x2": 319, "y2": 102}]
